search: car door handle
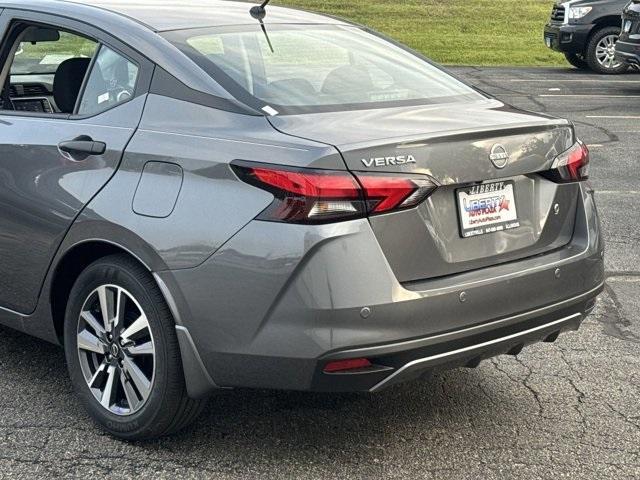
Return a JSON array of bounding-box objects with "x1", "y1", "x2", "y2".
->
[{"x1": 58, "y1": 135, "x2": 107, "y2": 157}]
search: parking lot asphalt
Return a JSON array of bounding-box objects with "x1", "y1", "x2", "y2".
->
[{"x1": 1, "y1": 67, "x2": 639, "y2": 480}]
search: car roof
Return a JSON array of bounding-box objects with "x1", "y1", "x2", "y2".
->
[
  {"x1": 0, "y1": 0, "x2": 352, "y2": 109},
  {"x1": 32, "y1": 0, "x2": 349, "y2": 32}
]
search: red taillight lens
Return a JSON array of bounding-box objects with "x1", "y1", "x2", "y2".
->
[
  {"x1": 232, "y1": 163, "x2": 366, "y2": 224},
  {"x1": 323, "y1": 358, "x2": 372, "y2": 373},
  {"x1": 543, "y1": 141, "x2": 590, "y2": 183},
  {"x1": 356, "y1": 173, "x2": 439, "y2": 214},
  {"x1": 232, "y1": 162, "x2": 438, "y2": 224}
]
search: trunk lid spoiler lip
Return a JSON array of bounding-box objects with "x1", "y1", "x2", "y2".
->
[{"x1": 332, "y1": 120, "x2": 573, "y2": 152}]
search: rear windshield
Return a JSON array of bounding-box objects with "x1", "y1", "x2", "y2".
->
[{"x1": 162, "y1": 24, "x2": 484, "y2": 115}]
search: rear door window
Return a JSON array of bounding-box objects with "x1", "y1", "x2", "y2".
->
[{"x1": 78, "y1": 45, "x2": 139, "y2": 116}]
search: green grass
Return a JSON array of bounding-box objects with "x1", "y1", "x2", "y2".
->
[{"x1": 277, "y1": 0, "x2": 565, "y2": 66}]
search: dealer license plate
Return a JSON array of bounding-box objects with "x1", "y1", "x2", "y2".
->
[{"x1": 457, "y1": 181, "x2": 520, "y2": 238}]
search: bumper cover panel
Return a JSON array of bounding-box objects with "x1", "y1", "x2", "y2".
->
[
  {"x1": 312, "y1": 284, "x2": 602, "y2": 392},
  {"x1": 544, "y1": 24, "x2": 593, "y2": 54},
  {"x1": 615, "y1": 40, "x2": 640, "y2": 65}
]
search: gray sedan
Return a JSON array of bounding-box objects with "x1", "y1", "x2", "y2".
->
[{"x1": 0, "y1": 0, "x2": 604, "y2": 440}]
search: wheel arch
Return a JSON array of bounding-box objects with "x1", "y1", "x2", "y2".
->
[
  {"x1": 585, "y1": 20, "x2": 622, "y2": 52},
  {"x1": 50, "y1": 239, "x2": 154, "y2": 344},
  {"x1": 592, "y1": 16, "x2": 625, "y2": 29},
  {"x1": 49, "y1": 236, "x2": 220, "y2": 398}
]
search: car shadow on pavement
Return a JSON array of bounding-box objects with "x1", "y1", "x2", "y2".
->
[{"x1": 0, "y1": 322, "x2": 506, "y2": 448}]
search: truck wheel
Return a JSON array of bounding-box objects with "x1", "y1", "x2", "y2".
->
[
  {"x1": 564, "y1": 53, "x2": 589, "y2": 70},
  {"x1": 586, "y1": 26, "x2": 629, "y2": 74}
]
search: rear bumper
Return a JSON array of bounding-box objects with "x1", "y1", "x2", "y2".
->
[
  {"x1": 544, "y1": 23, "x2": 593, "y2": 54},
  {"x1": 327, "y1": 287, "x2": 600, "y2": 392},
  {"x1": 615, "y1": 40, "x2": 640, "y2": 66},
  {"x1": 161, "y1": 185, "x2": 605, "y2": 396}
]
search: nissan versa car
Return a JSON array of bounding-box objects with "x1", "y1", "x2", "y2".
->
[
  {"x1": 615, "y1": 1, "x2": 640, "y2": 67},
  {"x1": 544, "y1": 0, "x2": 630, "y2": 74},
  {"x1": 0, "y1": 0, "x2": 604, "y2": 440}
]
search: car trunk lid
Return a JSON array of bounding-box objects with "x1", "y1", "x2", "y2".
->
[{"x1": 268, "y1": 100, "x2": 580, "y2": 282}]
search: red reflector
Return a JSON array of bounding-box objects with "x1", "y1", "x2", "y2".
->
[{"x1": 323, "y1": 358, "x2": 372, "y2": 373}]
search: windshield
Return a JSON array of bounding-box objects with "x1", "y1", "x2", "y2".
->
[
  {"x1": 10, "y1": 31, "x2": 97, "y2": 75},
  {"x1": 163, "y1": 24, "x2": 484, "y2": 114}
]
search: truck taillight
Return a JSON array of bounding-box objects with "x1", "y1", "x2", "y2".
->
[
  {"x1": 232, "y1": 162, "x2": 438, "y2": 224},
  {"x1": 543, "y1": 141, "x2": 590, "y2": 183}
]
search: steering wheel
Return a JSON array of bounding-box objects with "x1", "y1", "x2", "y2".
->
[{"x1": 116, "y1": 88, "x2": 133, "y2": 103}]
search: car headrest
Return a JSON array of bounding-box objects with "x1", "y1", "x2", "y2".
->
[
  {"x1": 53, "y1": 57, "x2": 91, "y2": 113},
  {"x1": 321, "y1": 65, "x2": 373, "y2": 95}
]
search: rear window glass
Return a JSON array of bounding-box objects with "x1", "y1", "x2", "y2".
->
[{"x1": 163, "y1": 25, "x2": 484, "y2": 114}]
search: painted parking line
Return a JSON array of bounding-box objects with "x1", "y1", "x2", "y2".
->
[
  {"x1": 607, "y1": 277, "x2": 640, "y2": 283},
  {"x1": 539, "y1": 94, "x2": 640, "y2": 98},
  {"x1": 510, "y1": 79, "x2": 640, "y2": 83},
  {"x1": 586, "y1": 115, "x2": 640, "y2": 119},
  {"x1": 596, "y1": 190, "x2": 640, "y2": 195}
]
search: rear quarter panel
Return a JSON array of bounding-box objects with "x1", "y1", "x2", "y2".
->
[{"x1": 74, "y1": 94, "x2": 345, "y2": 270}]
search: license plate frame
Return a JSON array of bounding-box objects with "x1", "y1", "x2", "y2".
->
[{"x1": 456, "y1": 181, "x2": 521, "y2": 238}]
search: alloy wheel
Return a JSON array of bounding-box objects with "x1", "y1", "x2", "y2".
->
[
  {"x1": 595, "y1": 34, "x2": 622, "y2": 70},
  {"x1": 76, "y1": 285, "x2": 156, "y2": 416}
]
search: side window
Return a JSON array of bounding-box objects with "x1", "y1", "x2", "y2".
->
[
  {"x1": 78, "y1": 46, "x2": 139, "y2": 116},
  {"x1": 1, "y1": 25, "x2": 98, "y2": 114}
]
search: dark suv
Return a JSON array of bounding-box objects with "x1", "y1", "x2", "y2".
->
[
  {"x1": 615, "y1": 1, "x2": 640, "y2": 67},
  {"x1": 544, "y1": 0, "x2": 630, "y2": 74}
]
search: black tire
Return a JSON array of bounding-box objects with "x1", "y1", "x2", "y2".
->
[
  {"x1": 564, "y1": 53, "x2": 589, "y2": 70},
  {"x1": 64, "y1": 254, "x2": 207, "y2": 440},
  {"x1": 585, "y1": 26, "x2": 629, "y2": 75}
]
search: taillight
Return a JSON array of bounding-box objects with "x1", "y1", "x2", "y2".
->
[
  {"x1": 356, "y1": 174, "x2": 438, "y2": 214},
  {"x1": 543, "y1": 141, "x2": 590, "y2": 183},
  {"x1": 232, "y1": 162, "x2": 438, "y2": 224}
]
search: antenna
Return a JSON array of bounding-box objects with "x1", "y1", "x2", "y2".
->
[
  {"x1": 250, "y1": 0, "x2": 274, "y2": 53},
  {"x1": 250, "y1": 0, "x2": 271, "y2": 20}
]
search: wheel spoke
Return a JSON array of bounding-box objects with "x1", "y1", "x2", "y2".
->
[
  {"x1": 81, "y1": 311, "x2": 106, "y2": 337},
  {"x1": 77, "y1": 329, "x2": 106, "y2": 354},
  {"x1": 120, "y1": 370, "x2": 141, "y2": 412},
  {"x1": 97, "y1": 286, "x2": 115, "y2": 332},
  {"x1": 88, "y1": 362, "x2": 108, "y2": 389},
  {"x1": 126, "y1": 341, "x2": 154, "y2": 356},
  {"x1": 114, "y1": 288, "x2": 126, "y2": 333},
  {"x1": 122, "y1": 356, "x2": 151, "y2": 399},
  {"x1": 120, "y1": 314, "x2": 149, "y2": 342},
  {"x1": 101, "y1": 365, "x2": 117, "y2": 409}
]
